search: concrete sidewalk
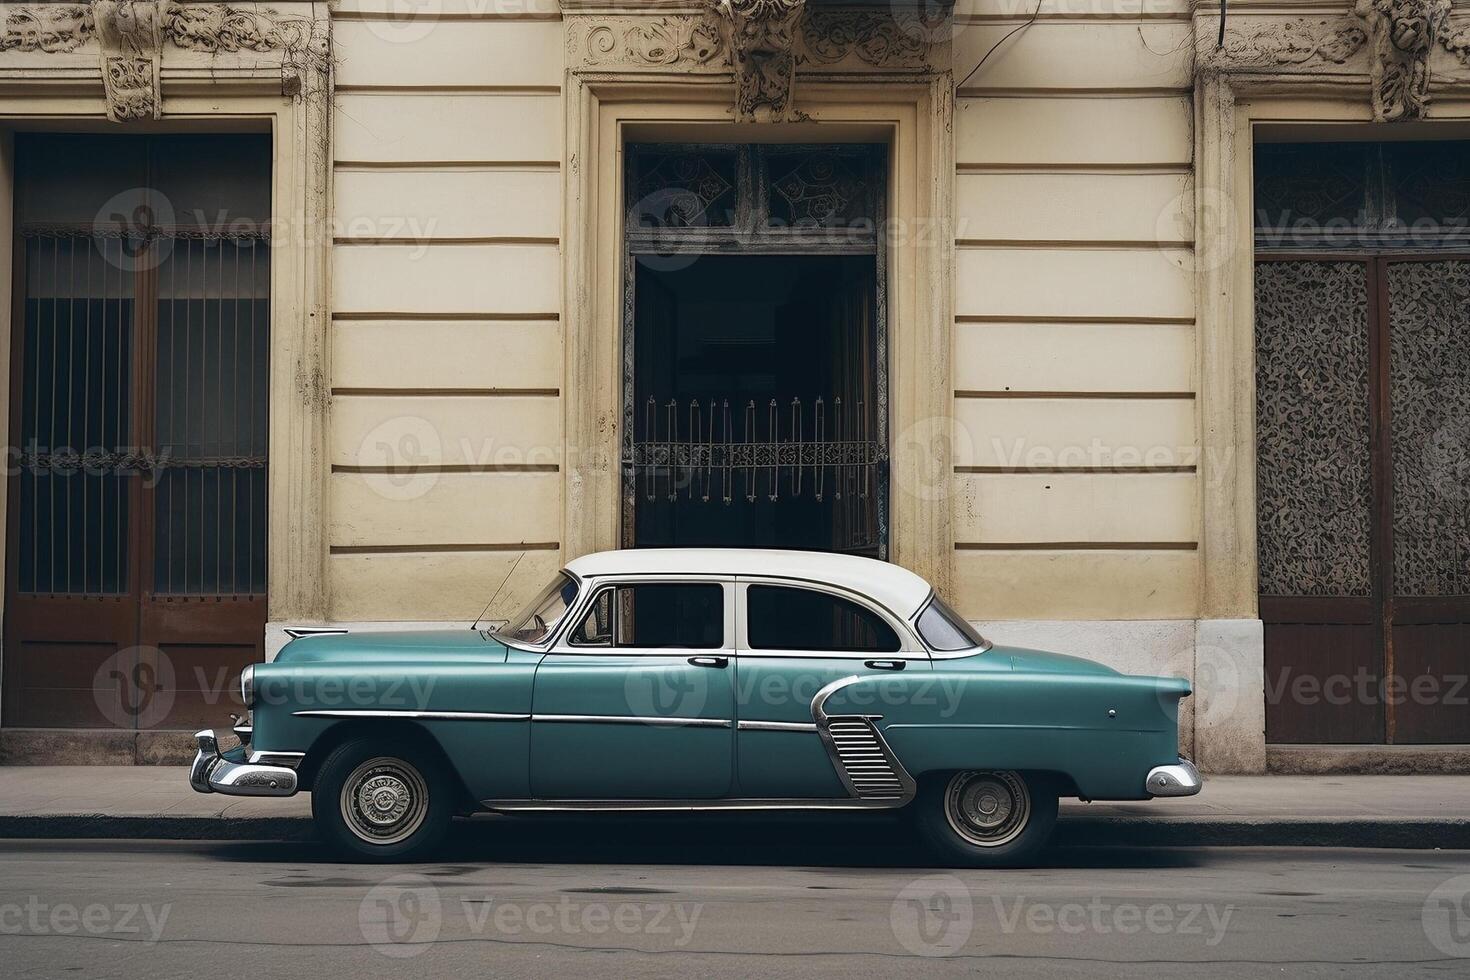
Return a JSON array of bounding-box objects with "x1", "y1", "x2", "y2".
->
[{"x1": 1, "y1": 767, "x2": 1468, "y2": 848}]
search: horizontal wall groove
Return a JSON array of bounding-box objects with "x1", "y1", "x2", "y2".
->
[
  {"x1": 332, "y1": 312, "x2": 560, "y2": 322},
  {"x1": 956, "y1": 313, "x2": 1194, "y2": 325},
  {"x1": 333, "y1": 387, "x2": 559, "y2": 397},
  {"x1": 332, "y1": 11, "x2": 562, "y2": 22},
  {"x1": 956, "y1": 13, "x2": 1191, "y2": 23},
  {"x1": 954, "y1": 390, "x2": 1196, "y2": 400},
  {"x1": 335, "y1": 85, "x2": 562, "y2": 96},
  {"x1": 956, "y1": 163, "x2": 1190, "y2": 175},
  {"x1": 957, "y1": 87, "x2": 1191, "y2": 99},
  {"x1": 955, "y1": 465, "x2": 1197, "y2": 474},
  {"x1": 333, "y1": 464, "x2": 560, "y2": 475},
  {"x1": 955, "y1": 542, "x2": 1199, "y2": 551},
  {"x1": 955, "y1": 239, "x2": 1193, "y2": 250},
  {"x1": 330, "y1": 542, "x2": 561, "y2": 556},
  {"x1": 333, "y1": 236, "x2": 560, "y2": 247},
  {"x1": 334, "y1": 161, "x2": 561, "y2": 172}
]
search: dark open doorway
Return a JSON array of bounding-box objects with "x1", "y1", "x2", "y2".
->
[{"x1": 621, "y1": 144, "x2": 887, "y2": 557}]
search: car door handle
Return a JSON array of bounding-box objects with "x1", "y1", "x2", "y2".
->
[
  {"x1": 864, "y1": 660, "x2": 905, "y2": 671},
  {"x1": 688, "y1": 656, "x2": 729, "y2": 669}
]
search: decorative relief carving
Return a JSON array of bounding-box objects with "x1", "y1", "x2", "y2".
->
[
  {"x1": 799, "y1": 8, "x2": 929, "y2": 68},
  {"x1": 1204, "y1": 17, "x2": 1368, "y2": 71},
  {"x1": 0, "y1": 3, "x2": 93, "y2": 52},
  {"x1": 0, "y1": 2, "x2": 321, "y2": 122},
  {"x1": 1354, "y1": 0, "x2": 1451, "y2": 122},
  {"x1": 712, "y1": 0, "x2": 807, "y2": 121},
  {"x1": 581, "y1": 15, "x2": 725, "y2": 69}
]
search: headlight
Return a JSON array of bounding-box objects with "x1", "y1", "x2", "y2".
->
[{"x1": 240, "y1": 664, "x2": 256, "y2": 708}]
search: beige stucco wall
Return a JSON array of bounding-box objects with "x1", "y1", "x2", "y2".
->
[
  {"x1": 322, "y1": 0, "x2": 1203, "y2": 626},
  {"x1": 949, "y1": 0, "x2": 1198, "y2": 621},
  {"x1": 327, "y1": 0, "x2": 565, "y2": 623}
]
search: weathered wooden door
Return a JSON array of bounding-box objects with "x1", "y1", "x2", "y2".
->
[
  {"x1": 1257, "y1": 254, "x2": 1470, "y2": 743},
  {"x1": 3, "y1": 134, "x2": 270, "y2": 734}
]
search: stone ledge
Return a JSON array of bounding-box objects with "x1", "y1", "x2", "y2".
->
[{"x1": 1269, "y1": 743, "x2": 1470, "y2": 775}]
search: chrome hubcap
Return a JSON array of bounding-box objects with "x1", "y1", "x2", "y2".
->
[
  {"x1": 341, "y1": 758, "x2": 429, "y2": 846},
  {"x1": 944, "y1": 770, "x2": 1030, "y2": 848}
]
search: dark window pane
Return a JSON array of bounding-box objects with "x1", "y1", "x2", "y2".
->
[
  {"x1": 630, "y1": 150, "x2": 737, "y2": 229},
  {"x1": 765, "y1": 150, "x2": 870, "y2": 229},
  {"x1": 1383, "y1": 141, "x2": 1470, "y2": 236},
  {"x1": 616, "y1": 584, "x2": 723, "y2": 648},
  {"x1": 746, "y1": 585, "x2": 899, "y2": 653},
  {"x1": 1253, "y1": 142, "x2": 1371, "y2": 246},
  {"x1": 14, "y1": 134, "x2": 148, "y2": 226}
]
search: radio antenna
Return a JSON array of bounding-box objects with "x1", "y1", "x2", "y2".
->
[{"x1": 470, "y1": 551, "x2": 526, "y2": 633}]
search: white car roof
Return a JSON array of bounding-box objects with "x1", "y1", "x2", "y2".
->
[{"x1": 563, "y1": 548, "x2": 935, "y2": 619}]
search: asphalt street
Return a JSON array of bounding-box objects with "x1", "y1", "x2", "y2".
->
[{"x1": 1, "y1": 815, "x2": 1468, "y2": 979}]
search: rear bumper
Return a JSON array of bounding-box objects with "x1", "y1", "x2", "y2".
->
[
  {"x1": 1145, "y1": 757, "x2": 1202, "y2": 797},
  {"x1": 188, "y1": 730, "x2": 299, "y2": 797}
]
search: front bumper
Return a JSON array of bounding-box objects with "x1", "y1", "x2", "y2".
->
[
  {"x1": 1145, "y1": 757, "x2": 1202, "y2": 797},
  {"x1": 188, "y1": 730, "x2": 300, "y2": 797}
]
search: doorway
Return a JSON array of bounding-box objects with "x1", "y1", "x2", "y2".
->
[
  {"x1": 1254, "y1": 140, "x2": 1470, "y2": 744},
  {"x1": 621, "y1": 143, "x2": 887, "y2": 557},
  {"x1": 3, "y1": 133, "x2": 271, "y2": 733}
]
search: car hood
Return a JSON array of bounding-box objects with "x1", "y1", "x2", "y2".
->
[
  {"x1": 993, "y1": 645, "x2": 1123, "y2": 676},
  {"x1": 274, "y1": 629, "x2": 510, "y2": 664}
]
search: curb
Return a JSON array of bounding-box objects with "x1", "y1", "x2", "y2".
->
[{"x1": 2, "y1": 814, "x2": 1468, "y2": 849}]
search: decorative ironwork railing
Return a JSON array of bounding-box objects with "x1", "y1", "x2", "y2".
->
[{"x1": 625, "y1": 395, "x2": 886, "y2": 505}]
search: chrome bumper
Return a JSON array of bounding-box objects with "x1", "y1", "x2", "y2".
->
[
  {"x1": 189, "y1": 730, "x2": 299, "y2": 797},
  {"x1": 1145, "y1": 757, "x2": 1202, "y2": 797}
]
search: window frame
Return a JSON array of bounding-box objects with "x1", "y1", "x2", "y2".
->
[{"x1": 733, "y1": 577, "x2": 924, "y2": 660}]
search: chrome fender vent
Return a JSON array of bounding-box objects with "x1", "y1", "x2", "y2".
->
[{"x1": 811, "y1": 675, "x2": 917, "y2": 805}]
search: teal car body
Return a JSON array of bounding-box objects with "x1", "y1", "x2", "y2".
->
[{"x1": 190, "y1": 548, "x2": 1198, "y2": 861}]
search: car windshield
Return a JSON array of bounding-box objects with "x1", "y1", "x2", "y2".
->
[
  {"x1": 497, "y1": 572, "x2": 579, "y2": 645},
  {"x1": 915, "y1": 594, "x2": 987, "y2": 652}
]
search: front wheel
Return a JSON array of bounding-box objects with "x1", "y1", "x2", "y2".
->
[
  {"x1": 912, "y1": 770, "x2": 1058, "y2": 868},
  {"x1": 312, "y1": 738, "x2": 453, "y2": 862}
]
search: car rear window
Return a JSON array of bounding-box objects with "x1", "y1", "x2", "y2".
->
[
  {"x1": 915, "y1": 595, "x2": 986, "y2": 652},
  {"x1": 746, "y1": 585, "x2": 900, "y2": 653}
]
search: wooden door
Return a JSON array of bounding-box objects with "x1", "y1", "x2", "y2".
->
[
  {"x1": 1257, "y1": 254, "x2": 1470, "y2": 743},
  {"x1": 3, "y1": 133, "x2": 270, "y2": 734}
]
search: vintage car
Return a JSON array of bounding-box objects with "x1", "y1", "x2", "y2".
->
[{"x1": 190, "y1": 548, "x2": 1199, "y2": 865}]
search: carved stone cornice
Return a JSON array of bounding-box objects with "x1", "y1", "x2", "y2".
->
[
  {"x1": 0, "y1": 2, "x2": 325, "y2": 121},
  {"x1": 1198, "y1": 7, "x2": 1470, "y2": 121},
  {"x1": 567, "y1": 3, "x2": 938, "y2": 120}
]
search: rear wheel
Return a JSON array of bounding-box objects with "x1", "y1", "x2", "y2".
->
[
  {"x1": 912, "y1": 770, "x2": 1058, "y2": 868},
  {"x1": 312, "y1": 738, "x2": 453, "y2": 862}
]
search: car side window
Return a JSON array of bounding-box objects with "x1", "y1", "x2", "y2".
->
[
  {"x1": 746, "y1": 585, "x2": 901, "y2": 653},
  {"x1": 570, "y1": 583, "x2": 724, "y2": 649}
]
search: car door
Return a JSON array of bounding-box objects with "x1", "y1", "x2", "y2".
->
[
  {"x1": 529, "y1": 577, "x2": 736, "y2": 800},
  {"x1": 733, "y1": 579, "x2": 931, "y2": 800}
]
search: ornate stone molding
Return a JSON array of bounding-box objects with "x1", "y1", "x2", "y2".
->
[
  {"x1": 0, "y1": 2, "x2": 323, "y2": 121},
  {"x1": 1354, "y1": 0, "x2": 1450, "y2": 121},
  {"x1": 712, "y1": 0, "x2": 806, "y2": 121},
  {"x1": 1200, "y1": 16, "x2": 1367, "y2": 71},
  {"x1": 566, "y1": 5, "x2": 937, "y2": 118}
]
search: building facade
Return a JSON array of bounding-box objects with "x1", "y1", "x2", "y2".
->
[{"x1": 0, "y1": 0, "x2": 1466, "y2": 770}]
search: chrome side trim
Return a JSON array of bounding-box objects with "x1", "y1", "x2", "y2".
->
[
  {"x1": 292, "y1": 709, "x2": 530, "y2": 721},
  {"x1": 481, "y1": 797, "x2": 900, "y2": 813},
  {"x1": 810, "y1": 675, "x2": 918, "y2": 806},
  {"x1": 737, "y1": 720, "x2": 819, "y2": 732},
  {"x1": 533, "y1": 714, "x2": 731, "y2": 729},
  {"x1": 1145, "y1": 758, "x2": 1202, "y2": 797},
  {"x1": 248, "y1": 750, "x2": 305, "y2": 768},
  {"x1": 283, "y1": 626, "x2": 350, "y2": 640}
]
